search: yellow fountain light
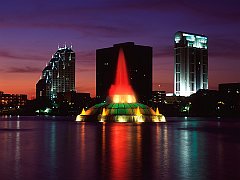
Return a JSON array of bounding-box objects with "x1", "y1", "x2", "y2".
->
[
  {"x1": 80, "y1": 108, "x2": 86, "y2": 115},
  {"x1": 99, "y1": 116, "x2": 106, "y2": 122},
  {"x1": 99, "y1": 108, "x2": 108, "y2": 122},
  {"x1": 135, "y1": 116, "x2": 144, "y2": 122},
  {"x1": 135, "y1": 106, "x2": 142, "y2": 116},
  {"x1": 76, "y1": 108, "x2": 87, "y2": 122},
  {"x1": 117, "y1": 116, "x2": 128, "y2": 122},
  {"x1": 153, "y1": 114, "x2": 166, "y2": 122},
  {"x1": 112, "y1": 94, "x2": 136, "y2": 103},
  {"x1": 134, "y1": 107, "x2": 144, "y2": 122},
  {"x1": 76, "y1": 115, "x2": 81, "y2": 122},
  {"x1": 127, "y1": 95, "x2": 136, "y2": 103},
  {"x1": 113, "y1": 95, "x2": 120, "y2": 103},
  {"x1": 102, "y1": 108, "x2": 107, "y2": 116},
  {"x1": 161, "y1": 115, "x2": 166, "y2": 122},
  {"x1": 155, "y1": 107, "x2": 160, "y2": 115}
]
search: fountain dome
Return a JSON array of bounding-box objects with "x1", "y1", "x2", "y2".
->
[{"x1": 77, "y1": 101, "x2": 165, "y2": 122}]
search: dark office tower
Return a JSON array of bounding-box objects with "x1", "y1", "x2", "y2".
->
[
  {"x1": 174, "y1": 31, "x2": 208, "y2": 96},
  {"x1": 96, "y1": 42, "x2": 152, "y2": 103},
  {"x1": 36, "y1": 45, "x2": 75, "y2": 100},
  {"x1": 36, "y1": 79, "x2": 49, "y2": 100}
]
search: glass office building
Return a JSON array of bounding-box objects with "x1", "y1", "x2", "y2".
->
[
  {"x1": 174, "y1": 31, "x2": 208, "y2": 96},
  {"x1": 36, "y1": 45, "x2": 75, "y2": 100}
]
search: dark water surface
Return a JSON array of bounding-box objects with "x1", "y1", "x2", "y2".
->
[{"x1": 0, "y1": 116, "x2": 240, "y2": 180}]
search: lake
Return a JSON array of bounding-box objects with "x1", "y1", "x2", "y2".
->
[{"x1": 0, "y1": 116, "x2": 240, "y2": 180}]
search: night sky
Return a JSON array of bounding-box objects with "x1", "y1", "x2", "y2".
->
[{"x1": 0, "y1": 0, "x2": 239, "y2": 98}]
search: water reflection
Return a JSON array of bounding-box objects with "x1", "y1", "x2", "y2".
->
[
  {"x1": 49, "y1": 122, "x2": 56, "y2": 179},
  {"x1": 0, "y1": 118, "x2": 240, "y2": 180},
  {"x1": 0, "y1": 120, "x2": 22, "y2": 179},
  {"x1": 79, "y1": 122, "x2": 86, "y2": 165},
  {"x1": 96, "y1": 123, "x2": 171, "y2": 179},
  {"x1": 15, "y1": 122, "x2": 21, "y2": 179},
  {"x1": 109, "y1": 125, "x2": 130, "y2": 179}
]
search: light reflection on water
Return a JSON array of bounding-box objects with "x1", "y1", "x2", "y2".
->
[{"x1": 0, "y1": 117, "x2": 240, "y2": 180}]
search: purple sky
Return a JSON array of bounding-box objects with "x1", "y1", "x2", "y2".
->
[{"x1": 0, "y1": 0, "x2": 239, "y2": 98}]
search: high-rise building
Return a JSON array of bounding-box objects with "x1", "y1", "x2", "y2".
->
[
  {"x1": 36, "y1": 45, "x2": 75, "y2": 100},
  {"x1": 96, "y1": 42, "x2": 152, "y2": 103},
  {"x1": 174, "y1": 31, "x2": 208, "y2": 96}
]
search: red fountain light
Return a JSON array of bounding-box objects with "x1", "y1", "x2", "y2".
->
[{"x1": 109, "y1": 48, "x2": 136, "y2": 103}]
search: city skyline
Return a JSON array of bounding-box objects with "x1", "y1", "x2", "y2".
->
[{"x1": 0, "y1": 0, "x2": 239, "y2": 98}]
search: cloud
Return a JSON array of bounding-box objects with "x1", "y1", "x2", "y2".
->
[
  {"x1": 209, "y1": 37, "x2": 240, "y2": 59},
  {"x1": 1, "y1": 0, "x2": 239, "y2": 30},
  {"x1": 0, "y1": 21, "x2": 136, "y2": 39},
  {"x1": 76, "y1": 85, "x2": 95, "y2": 93},
  {"x1": 179, "y1": 0, "x2": 240, "y2": 23},
  {"x1": 152, "y1": 45, "x2": 174, "y2": 71},
  {"x1": 76, "y1": 51, "x2": 95, "y2": 61},
  {"x1": 124, "y1": 0, "x2": 240, "y2": 22},
  {"x1": 1, "y1": 0, "x2": 239, "y2": 44},
  {"x1": 0, "y1": 1, "x2": 140, "y2": 38},
  {"x1": 153, "y1": 45, "x2": 173, "y2": 58},
  {"x1": 113, "y1": 0, "x2": 181, "y2": 11},
  {"x1": 152, "y1": 82, "x2": 173, "y2": 92},
  {"x1": 79, "y1": 24, "x2": 133, "y2": 37},
  {"x1": 0, "y1": 50, "x2": 45, "y2": 61},
  {"x1": 76, "y1": 67, "x2": 95, "y2": 72},
  {"x1": 75, "y1": 51, "x2": 95, "y2": 68},
  {"x1": 6, "y1": 66, "x2": 42, "y2": 73}
]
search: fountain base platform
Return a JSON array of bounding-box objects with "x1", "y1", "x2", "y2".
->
[{"x1": 76, "y1": 102, "x2": 166, "y2": 123}]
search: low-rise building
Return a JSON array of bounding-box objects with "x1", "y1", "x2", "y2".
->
[{"x1": 0, "y1": 91, "x2": 27, "y2": 113}]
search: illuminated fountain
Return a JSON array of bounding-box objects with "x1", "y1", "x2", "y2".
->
[{"x1": 76, "y1": 49, "x2": 166, "y2": 122}]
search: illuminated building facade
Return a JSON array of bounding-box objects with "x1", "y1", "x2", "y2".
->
[
  {"x1": 174, "y1": 31, "x2": 208, "y2": 96},
  {"x1": 0, "y1": 91, "x2": 27, "y2": 109},
  {"x1": 152, "y1": 91, "x2": 166, "y2": 104},
  {"x1": 36, "y1": 45, "x2": 75, "y2": 100},
  {"x1": 96, "y1": 42, "x2": 152, "y2": 103}
]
